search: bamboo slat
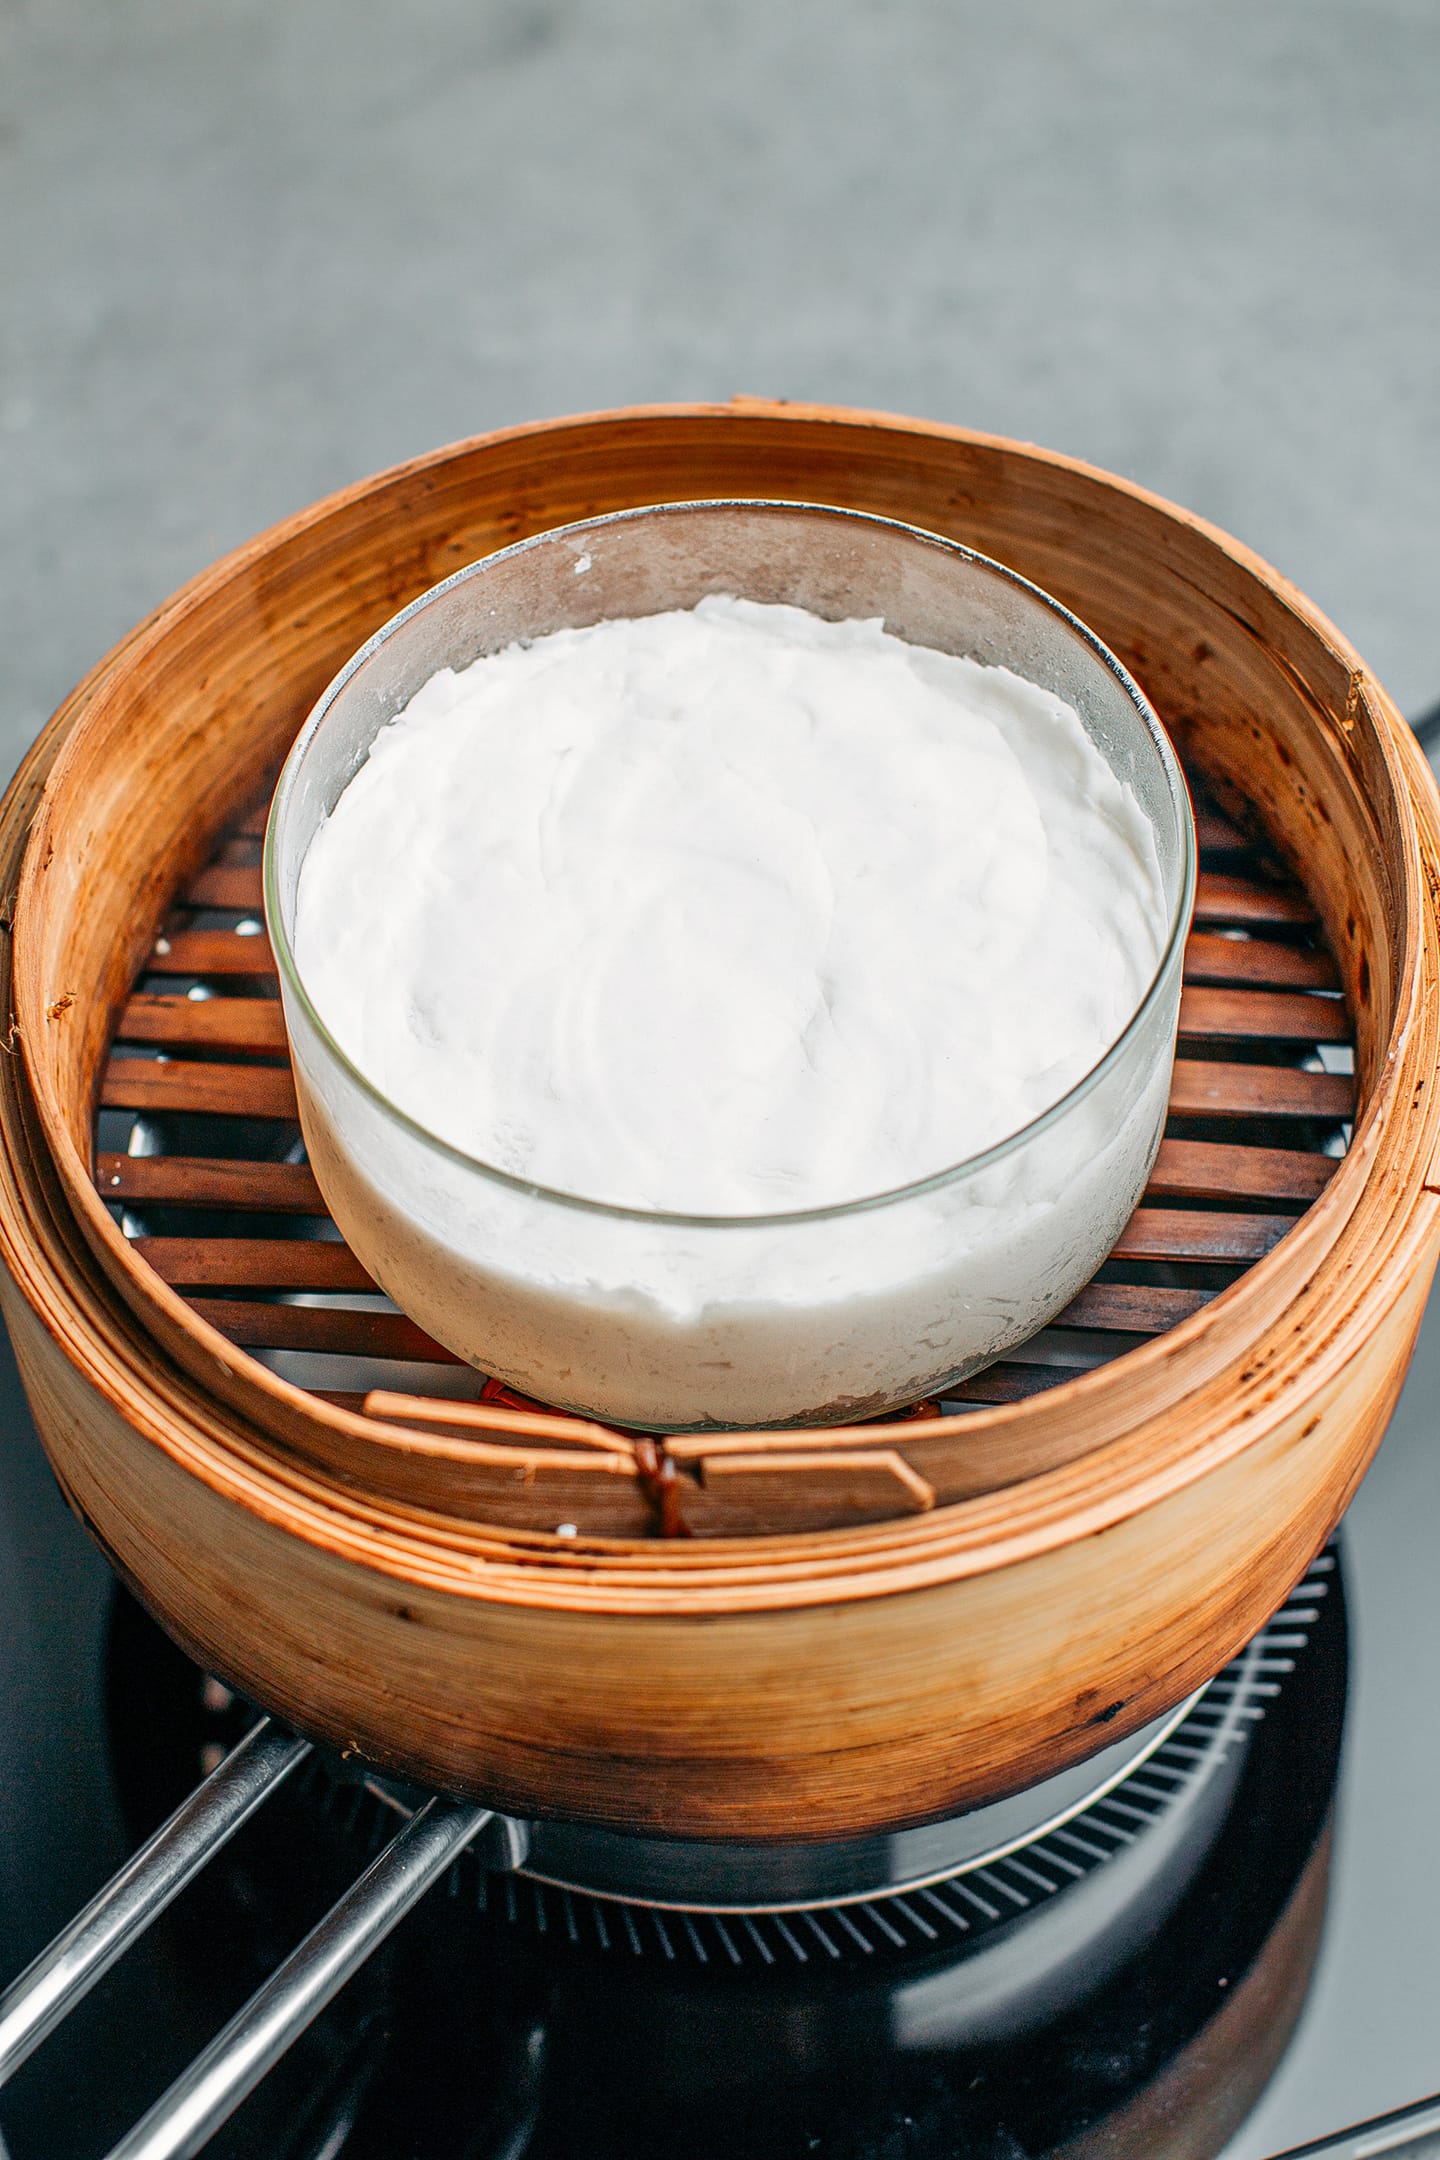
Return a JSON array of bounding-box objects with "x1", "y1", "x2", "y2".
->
[
  {"x1": 947, "y1": 1364, "x2": 1073, "y2": 1405},
  {"x1": 1193, "y1": 809, "x2": 1249, "y2": 852},
  {"x1": 183, "y1": 857, "x2": 1329, "y2": 934},
  {"x1": 1145, "y1": 1138, "x2": 1335, "y2": 1205},
  {"x1": 1048, "y1": 1281, "x2": 1217, "y2": 1332},
  {"x1": 101, "y1": 1060, "x2": 298, "y2": 1120},
  {"x1": 117, "y1": 996, "x2": 289, "y2": 1053},
  {"x1": 134, "y1": 1236, "x2": 376, "y2": 1292},
  {"x1": 147, "y1": 930, "x2": 276, "y2": 976},
  {"x1": 233, "y1": 799, "x2": 276, "y2": 839},
  {"x1": 1177, "y1": 986, "x2": 1350, "y2": 1043},
  {"x1": 1109, "y1": 1209, "x2": 1298, "y2": 1263},
  {"x1": 1192, "y1": 872, "x2": 1314, "y2": 928},
  {"x1": 187, "y1": 863, "x2": 264, "y2": 911},
  {"x1": 1166, "y1": 1063, "x2": 1353, "y2": 1120},
  {"x1": 1181, "y1": 936, "x2": 1337, "y2": 990},
  {"x1": 95, "y1": 1155, "x2": 325, "y2": 1212},
  {"x1": 190, "y1": 1295, "x2": 459, "y2": 1363}
]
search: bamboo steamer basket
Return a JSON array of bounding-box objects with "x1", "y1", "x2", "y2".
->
[{"x1": 1, "y1": 400, "x2": 1438, "y2": 1844}]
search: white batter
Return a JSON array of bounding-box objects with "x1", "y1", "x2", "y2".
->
[{"x1": 294, "y1": 596, "x2": 1164, "y2": 1217}]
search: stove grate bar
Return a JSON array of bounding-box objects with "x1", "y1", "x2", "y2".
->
[
  {"x1": 0, "y1": 1719, "x2": 308, "y2": 2090},
  {"x1": 887, "y1": 1895, "x2": 939, "y2": 1943},
  {"x1": 975, "y1": 1867, "x2": 1032, "y2": 1910},
  {"x1": 1180, "y1": 1702, "x2": 1267, "y2": 1723},
  {"x1": 1120, "y1": 1775, "x2": 1190, "y2": 1804},
  {"x1": 1078, "y1": 1807, "x2": 1140, "y2": 1846},
  {"x1": 801, "y1": 1911, "x2": 842, "y2": 1959},
  {"x1": 1005, "y1": 1856, "x2": 1061, "y2": 1897},
  {"x1": 0, "y1": 1547, "x2": 1329, "y2": 2150},
  {"x1": 741, "y1": 1916, "x2": 776, "y2": 1965},
  {"x1": 1048, "y1": 1826, "x2": 1120, "y2": 1866},
  {"x1": 711, "y1": 1916, "x2": 743, "y2": 1965},
  {"x1": 1093, "y1": 1793, "x2": 1168, "y2": 1827},
  {"x1": 831, "y1": 1905, "x2": 876, "y2": 1954},
  {"x1": 102, "y1": 1795, "x2": 491, "y2": 2160},
  {"x1": 771, "y1": 1915, "x2": 810, "y2": 1962},
  {"x1": 1144, "y1": 1739, "x2": 1222, "y2": 1763},
  {"x1": 915, "y1": 1883, "x2": 972, "y2": 1929},
  {"x1": 1028, "y1": 1840, "x2": 1085, "y2": 1882}
]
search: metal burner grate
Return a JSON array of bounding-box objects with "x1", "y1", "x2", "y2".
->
[{"x1": 0, "y1": 1555, "x2": 1333, "y2": 2157}]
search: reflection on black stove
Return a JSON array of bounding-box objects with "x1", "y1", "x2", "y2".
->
[{"x1": 3, "y1": 1558, "x2": 1345, "y2": 2160}]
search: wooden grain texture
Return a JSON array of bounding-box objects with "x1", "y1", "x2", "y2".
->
[
  {"x1": 1194, "y1": 808, "x2": 1249, "y2": 852},
  {"x1": 1192, "y1": 872, "x2": 1313, "y2": 927},
  {"x1": 694, "y1": 1449, "x2": 936, "y2": 1526},
  {"x1": 1048, "y1": 1281, "x2": 1217, "y2": 1332},
  {"x1": 1177, "y1": 984, "x2": 1350, "y2": 1043},
  {"x1": 0, "y1": 1233, "x2": 1427, "y2": 1829},
  {"x1": 1, "y1": 404, "x2": 1438, "y2": 1838},
  {"x1": 1181, "y1": 935, "x2": 1338, "y2": 991},
  {"x1": 186, "y1": 863, "x2": 264, "y2": 910},
  {"x1": 95, "y1": 1154, "x2": 325, "y2": 1212},
  {"x1": 101, "y1": 1059, "x2": 298, "y2": 1119},
  {"x1": 134, "y1": 1235, "x2": 377, "y2": 1291},
  {"x1": 1145, "y1": 1137, "x2": 1334, "y2": 1205},
  {"x1": 117, "y1": 995, "x2": 288, "y2": 1053},
  {"x1": 1109, "y1": 1208, "x2": 1299, "y2": 1263},
  {"x1": 146, "y1": 929, "x2": 276, "y2": 976},
  {"x1": 1166, "y1": 1061, "x2": 1353, "y2": 1120},
  {"x1": 363, "y1": 1390, "x2": 643, "y2": 1458},
  {"x1": 191, "y1": 1295, "x2": 460, "y2": 1363},
  {"x1": 947, "y1": 1363, "x2": 1097, "y2": 1405}
]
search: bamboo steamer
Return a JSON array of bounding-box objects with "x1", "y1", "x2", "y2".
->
[{"x1": 0, "y1": 401, "x2": 1437, "y2": 1843}]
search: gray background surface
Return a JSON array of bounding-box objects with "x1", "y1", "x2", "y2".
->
[
  {"x1": 2, "y1": 3, "x2": 1439, "y2": 2154},
  {"x1": 3, "y1": 0, "x2": 1439, "y2": 776}
]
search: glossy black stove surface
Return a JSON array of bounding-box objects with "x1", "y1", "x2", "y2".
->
[{"x1": 4, "y1": 1298, "x2": 1440, "y2": 2160}]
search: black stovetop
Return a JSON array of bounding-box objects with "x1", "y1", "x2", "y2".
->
[{"x1": 3, "y1": 1296, "x2": 1440, "y2": 2160}]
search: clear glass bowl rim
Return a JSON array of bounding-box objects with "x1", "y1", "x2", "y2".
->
[{"x1": 263, "y1": 499, "x2": 1198, "y2": 1232}]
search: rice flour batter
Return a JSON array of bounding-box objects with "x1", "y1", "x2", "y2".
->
[{"x1": 294, "y1": 596, "x2": 1163, "y2": 1218}]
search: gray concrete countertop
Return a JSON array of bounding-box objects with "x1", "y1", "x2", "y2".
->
[{"x1": 2, "y1": 0, "x2": 1438, "y2": 781}]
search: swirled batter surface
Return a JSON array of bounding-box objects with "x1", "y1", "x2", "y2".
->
[{"x1": 295, "y1": 597, "x2": 1164, "y2": 1214}]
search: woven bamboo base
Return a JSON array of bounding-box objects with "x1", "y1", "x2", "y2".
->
[{"x1": 94, "y1": 766, "x2": 1353, "y2": 1483}]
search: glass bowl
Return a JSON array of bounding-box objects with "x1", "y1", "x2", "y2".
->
[{"x1": 265, "y1": 500, "x2": 1195, "y2": 1432}]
